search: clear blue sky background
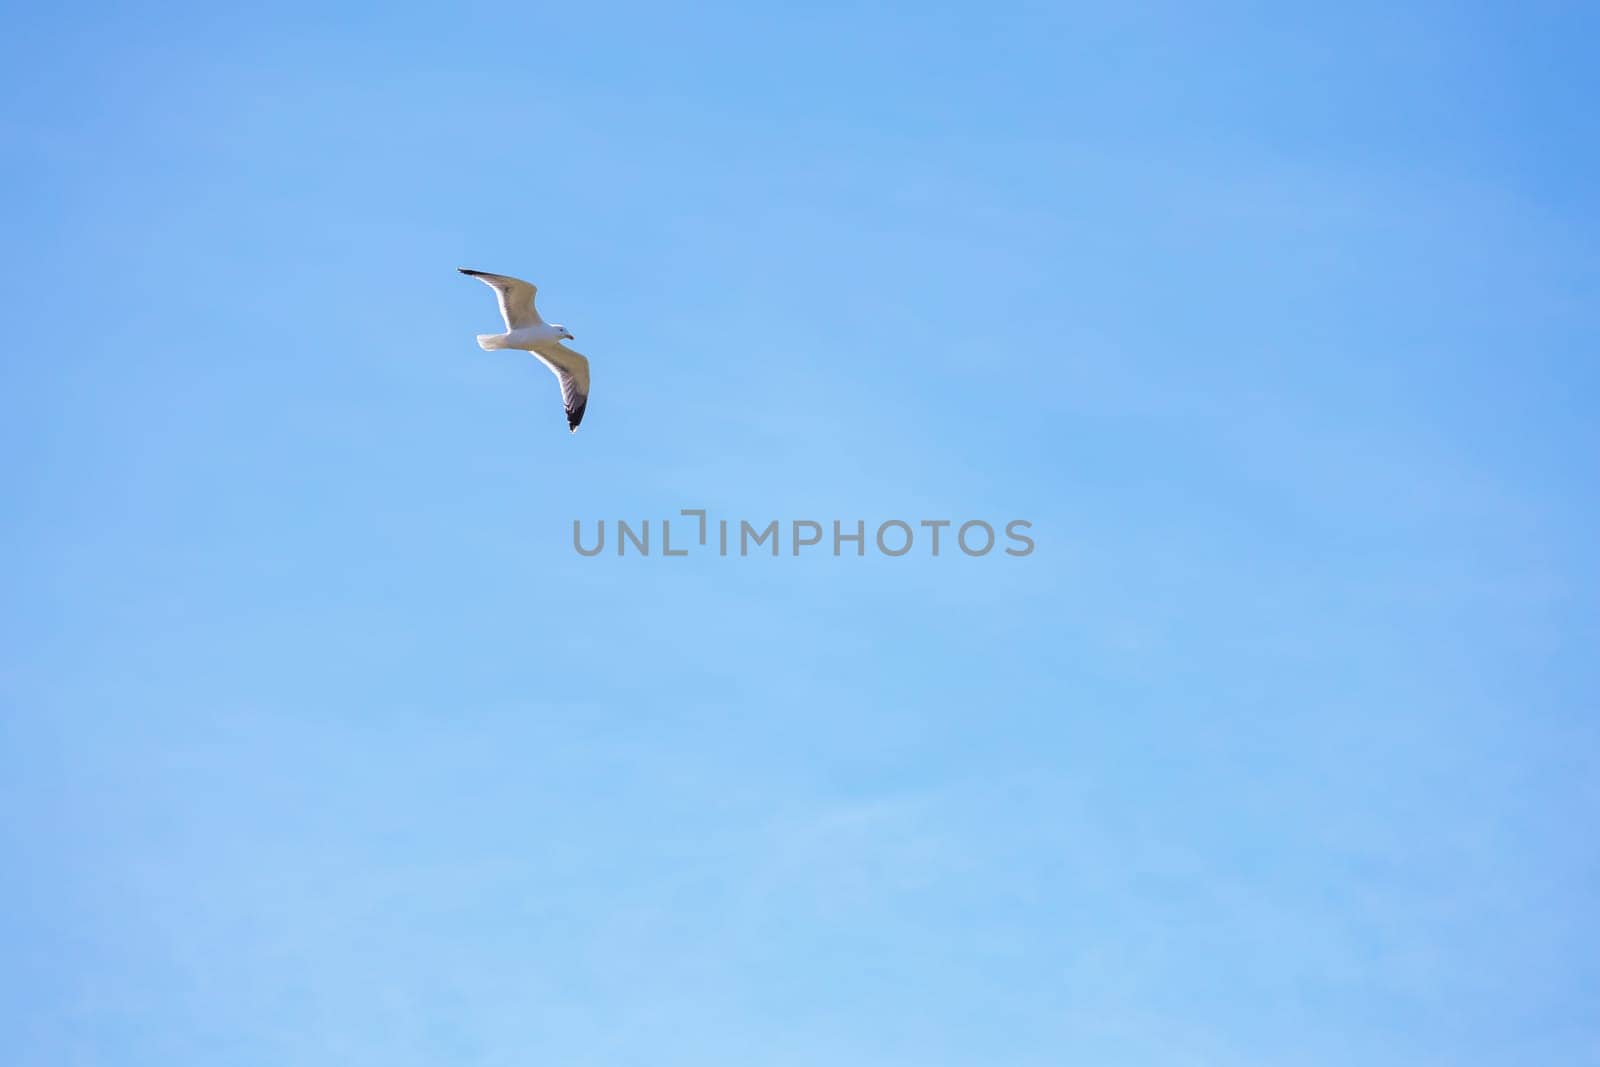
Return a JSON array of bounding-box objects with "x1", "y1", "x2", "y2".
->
[{"x1": 3, "y1": 2, "x2": 1597, "y2": 1064}]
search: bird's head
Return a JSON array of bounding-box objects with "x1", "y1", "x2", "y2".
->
[{"x1": 554, "y1": 324, "x2": 574, "y2": 341}]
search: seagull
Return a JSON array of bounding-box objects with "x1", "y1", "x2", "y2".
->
[{"x1": 458, "y1": 268, "x2": 591, "y2": 433}]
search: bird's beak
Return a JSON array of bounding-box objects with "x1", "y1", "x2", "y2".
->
[{"x1": 564, "y1": 332, "x2": 575, "y2": 341}]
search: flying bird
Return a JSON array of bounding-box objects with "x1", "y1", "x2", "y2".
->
[{"x1": 458, "y1": 268, "x2": 591, "y2": 432}]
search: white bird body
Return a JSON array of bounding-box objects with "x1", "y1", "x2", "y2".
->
[
  {"x1": 478, "y1": 323, "x2": 569, "y2": 351},
  {"x1": 459, "y1": 268, "x2": 592, "y2": 433}
]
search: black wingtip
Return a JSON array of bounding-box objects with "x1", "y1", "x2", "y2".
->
[{"x1": 457, "y1": 267, "x2": 475, "y2": 275}]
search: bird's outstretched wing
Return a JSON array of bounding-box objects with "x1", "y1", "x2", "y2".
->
[
  {"x1": 459, "y1": 268, "x2": 542, "y2": 330},
  {"x1": 530, "y1": 341, "x2": 591, "y2": 433}
]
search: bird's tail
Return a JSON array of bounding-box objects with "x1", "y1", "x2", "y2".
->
[{"x1": 477, "y1": 333, "x2": 507, "y2": 351}]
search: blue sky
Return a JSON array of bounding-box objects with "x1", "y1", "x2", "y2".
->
[{"x1": 3, "y1": 2, "x2": 1598, "y2": 1064}]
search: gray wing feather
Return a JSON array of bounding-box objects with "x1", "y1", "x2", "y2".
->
[
  {"x1": 459, "y1": 268, "x2": 542, "y2": 329},
  {"x1": 531, "y1": 341, "x2": 591, "y2": 433}
]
